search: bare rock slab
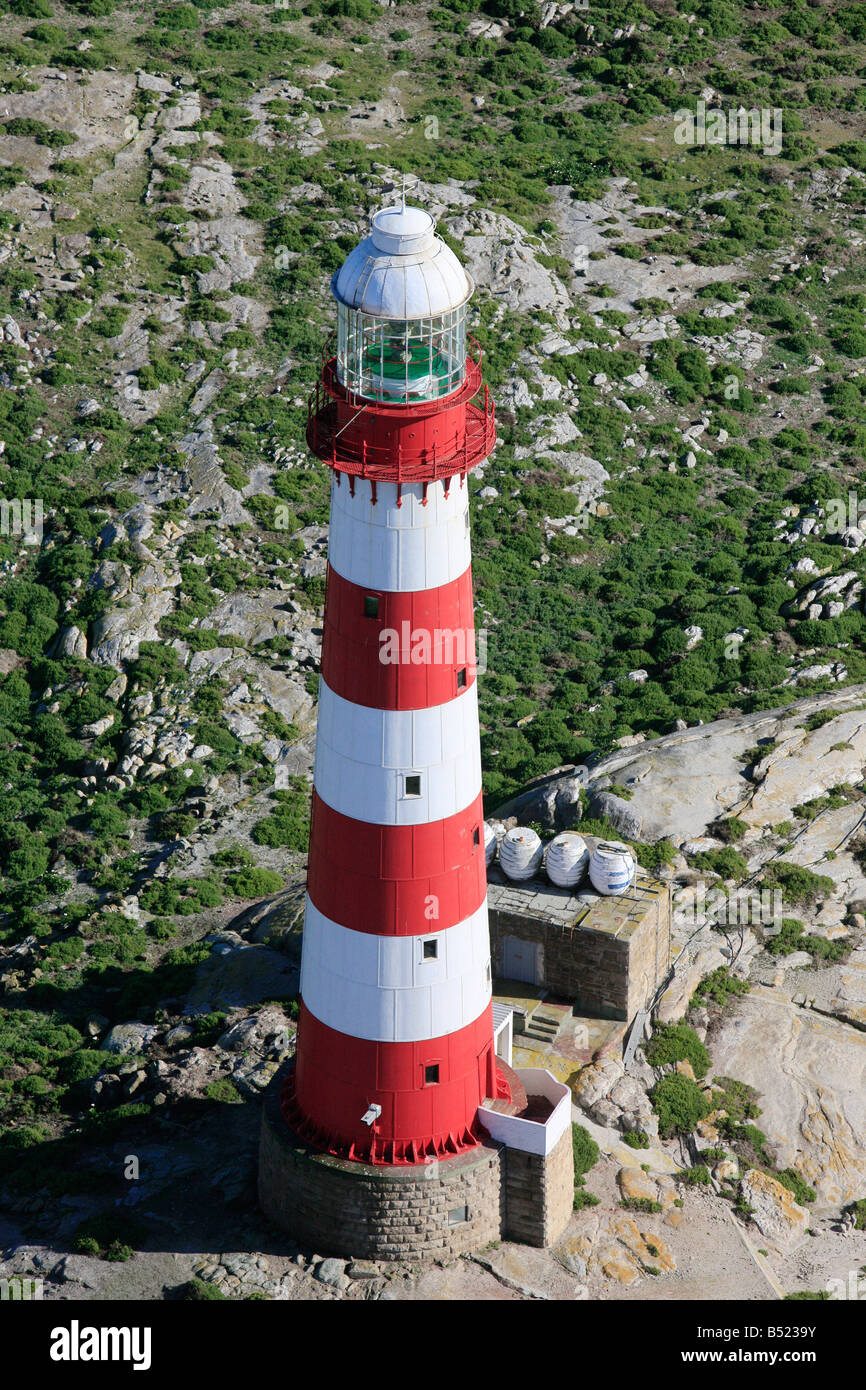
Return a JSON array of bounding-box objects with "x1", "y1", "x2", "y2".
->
[
  {"x1": 739, "y1": 1170, "x2": 809, "y2": 1251},
  {"x1": 711, "y1": 987, "x2": 866, "y2": 1205},
  {"x1": 474, "y1": 1243, "x2": 585, "y2": 1300}
]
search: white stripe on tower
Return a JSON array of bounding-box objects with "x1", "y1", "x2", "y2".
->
[
  {"x1": 292, "y1": 469, "x2": 497, "y2": 1156},
  {"x1": 313, "y1": 679, "x2": 482, "y2": 826},
  {"x1": 300, "y1": 897, "x2": 492, "y2": 1042},
  {"x1": 328, "y1": 476, "x2": 471, "y2": 591}
]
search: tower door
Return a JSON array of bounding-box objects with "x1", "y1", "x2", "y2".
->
[{"x1": 502, "y1": 935, "x2": 542, "y2": 986}]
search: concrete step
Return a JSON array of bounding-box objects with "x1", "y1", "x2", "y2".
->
[
  {"x1": 525, "y1": 1010, "x2": 563, "y2": 1037},
  {"x1": 523, "y1": 1024, "x2": 558, "y2": 1042}
]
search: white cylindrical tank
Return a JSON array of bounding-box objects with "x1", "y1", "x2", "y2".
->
[
  {"x1": 499, "y1": 826, "x2": 543, "y2": 882},
  {"x1": 589, "y1": 841, "x2": 636, "y2": 896},
  {"x1": 484, "y1": 821, "x2": 497, "y2": 867},
  {"x1": 545, "y1": 832, "x2": 590, "y2": 888}
]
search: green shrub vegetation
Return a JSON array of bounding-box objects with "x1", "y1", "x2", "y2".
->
[
  {"x1": 225, "y1": 867, "x2": 285, "y2": 898},
  {"x1": 677, "y1": 1164, "x2": 711, "y2": 1186},
  {"x1": 645, "y1": 1024, "x2": 710, "y2": 1080},
  {"x1": 72, "y1": 1213, "x2": 146, "y2": 1262},
  {"x1": 572, "y1": 1122, "x2": 599, "y2": 1189},
  {"x1": 572, "y1": 1189, "x2": 600, "y2": 1210},
  {"x1": 622, "y1": 1196, "x2": 663, "y2": 1213},
  {"x1": 691, "y1": 847, "x2": 749, "y2": 882},
  {"x1": 692, "y1": 968, "x2": 751, "y2": 1008},
  {"x1": 651, "y1": 1075, "x2": 710, "y2": 1137},
  {"x1": 204, "y1": 1078, "x2": 244, "y2": 1104},
  {"x1": 622, "y1": 1129, "x2": 650, "y2": 1149},
  {"x1": 760, "y1": 862, "x2": 836, "y2": 905},
  {"x1": 251, "y1": 782, "x2": 311, "y2": 852},
  {"x1": 774, "y1": 1168, "x2": 817, "y2": 1205},
  {"x1": 765, "y1": 917, "x2": 849, "y2": 963},
  {"x1": 845, "y1": 1197, "x2": 866, "y2": 1230},
  {"x1": 183, "y1": 1277, "x2": 230, "y2": 1300}
]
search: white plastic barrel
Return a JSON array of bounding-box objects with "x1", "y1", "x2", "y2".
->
[
  {"x1": 588, "y1": 840, "x2": 635, "y2": 896},
  {"x1": 545, "y1": 832, "x2": 590, "y2": 888},
  {"x1": 484, "y1": 821, "x2": 497, "y2": 867},
  {"x1": 499, "y1": 826, "x2": 544, "y2": 882}
]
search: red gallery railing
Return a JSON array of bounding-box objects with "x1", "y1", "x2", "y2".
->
[{"x1": 306, "y1": 337, "x2": 496, "y2": 484}]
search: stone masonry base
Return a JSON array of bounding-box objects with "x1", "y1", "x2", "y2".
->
[
  {"x1": 500, "y1": 1126, "x2": 574, "y2": 1247},
  {"x1": 258, "y1": 1069, "x2": 504, "y2": 1261}
]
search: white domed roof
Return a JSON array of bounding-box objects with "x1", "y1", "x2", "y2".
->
[{"x1": 333, "y1": 201, "x2": 473, "y2": 319}]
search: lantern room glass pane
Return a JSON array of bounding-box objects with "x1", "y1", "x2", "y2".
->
[{"x1": 337, "y1": 303, "x2": 467, "y2": 402}]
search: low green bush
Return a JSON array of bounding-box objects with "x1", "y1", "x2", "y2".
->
[
  {"x1": 765, "y1": 917, "x2": 849, "y2": 962},
  {"x1": 692, "y1": 847, "x2": 749, "y2": 881},
  {"x1": 645, "y1": 1023, "x2": 710, "y2": 1080},
  {"x1": 57, "y1": 1050, "x2": 112, "y2": 1084},
  {"x1": 621, "y1": 1196, "x2": 663, "y2": 1212},
  {"x1": 678, "y1": 1163, "x2": 711, "y2": 1185},
  {"x1": 710, "y1": 1077, "x2": 761, "y2": 1122},
  {"x1": 225, "y1": 867, "x2": 284, "y2": 898},
  {"x1": 651, "y1": 1075, "x2": 710, "y2": 1137},
  {"x1": 760, "y1": 862, "x2": 835, "y2": 904},
  {"x1": 622, "y1": 1129, "x2": 650, "y2": 1149},
  {"x1": 711, "y1": 817, "x2": 748, "y2": 843},
  {"x1": 844, "y1": 1197, "x2": 866, "y2": 1230},
  {"x1": 251, "y1": 784, "x2": 310, "y2": 852},
  {"x1": 717, "y1": 1119, "x2": 773, "y2": 1167},
  {"x1": 775, "y1": 1168, "x2": 816, "y2": 1205},
  {"x1": 72, "y1": 1213, "x2": 145, "y2": 1262},
  {"x1": 572, "y1": 1189, "x2": 600, "y2": 1210},
  {"x1": 182, "y1": 1277, "x2": 230, "y2": 1300},
  {"x1": 211, "y1": 843, "x2": 255, "y2": 868},
  {"x1": 204, "y1": 1079, "x2": 243, "y2": 1104},
  {"x1": 693, "y1": 968, "x2": 751, "y2": 1007},
  {"x1": 572, "y1": 1122, "x2": 599, "y2": 1186}
]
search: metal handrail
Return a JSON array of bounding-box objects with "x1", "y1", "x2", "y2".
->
[
  {"x1": 306, "y1": 396, "x2": 495, "y2": 480},
  {"x1": 305, "y1": 338, "x2": 495, "y2": 481},
  {"x1": 307, "y1": 426, "x2": 495, "y2": 482}
]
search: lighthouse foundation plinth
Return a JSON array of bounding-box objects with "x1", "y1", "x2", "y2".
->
[{"x1": 259, "y1": 1066, "x2": 504, "y2": 1261}]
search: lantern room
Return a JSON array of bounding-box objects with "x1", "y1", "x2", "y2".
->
[{"x1": 332, "y1": 203, "x2": 472, "y2": 404}]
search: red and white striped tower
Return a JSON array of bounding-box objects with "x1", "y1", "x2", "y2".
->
[{"x1": 280, "y1": 193, "x2": 507, "y2": 1165}]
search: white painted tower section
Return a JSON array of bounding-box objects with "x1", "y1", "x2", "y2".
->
[
  {"x1": 327, "y1": 476, "x2": 472, "y2": 593},
  {"x1": 300, "y1": 899, "x2": 492, "y2": 1043}
]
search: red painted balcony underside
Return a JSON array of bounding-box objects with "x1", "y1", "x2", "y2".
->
[{"x1": 306, "y1": 346, "x2": 496, "y2": 483}]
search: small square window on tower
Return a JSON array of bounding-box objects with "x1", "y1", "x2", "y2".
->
[
  {"x1": 472, "y1": 825, "x2": 480, "y2": 847},
  {"x1": 456, "y1": 667, "x2": 467, "y2": 688},
  {"x1": 448, "y1": 1205, "x2": 469, "y2": 1226},
  {"x1": 364, "y1": 594, "x2": 379, "y2": 618},
  {"x1": 425, "y1": 1064, "x2": 440, "y2": 1085},
  {"x1": 422, "y1": 938, "x2": 438, "y2": 960},
  {"x1": 405, "y1": 774, "x2": 421, "y2": 797}
]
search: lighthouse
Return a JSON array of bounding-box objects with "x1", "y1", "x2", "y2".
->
[
  {"x1": 259, "y1": 192, "x2": 574, "y2": 1260},
  {"x1": 283, "y1": 194, "x2": 502, "y2": 1162}
]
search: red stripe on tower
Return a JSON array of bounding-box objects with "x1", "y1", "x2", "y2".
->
[
  {"x1": 290, "y1": 195, "x2": 501, "y2": 1165},
  {"x1": 306, "y1": 791, "x2": 487, "y2": 936},
  {"x1": 321, "y1": 565, "x2": 477, "y2": 710}
]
